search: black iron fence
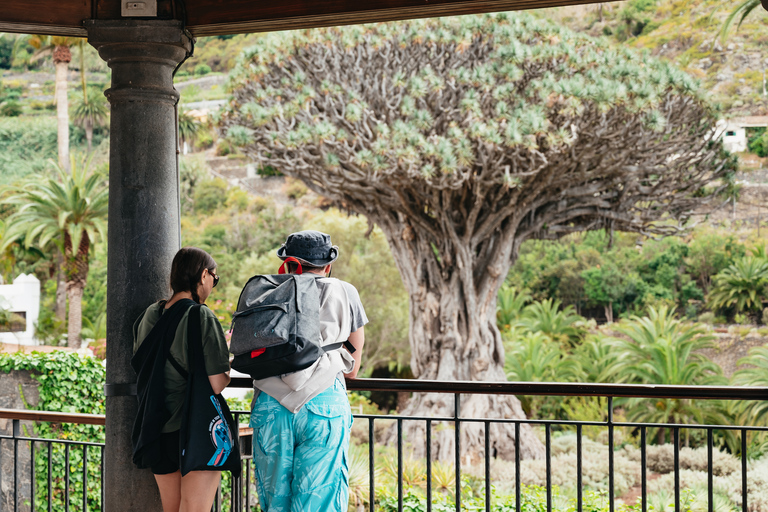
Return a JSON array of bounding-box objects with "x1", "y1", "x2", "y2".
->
[{"x1": 2, "y1": 379, "x2": 767, "y2": 511}]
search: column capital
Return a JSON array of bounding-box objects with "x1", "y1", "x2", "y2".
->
[{"x1": 86, "y1": 20, "x2": 193, "y2": 106}]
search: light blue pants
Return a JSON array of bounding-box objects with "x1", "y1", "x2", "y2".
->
[{"x1": 250, "y1": 380, "x2": 352, "y2": 512}]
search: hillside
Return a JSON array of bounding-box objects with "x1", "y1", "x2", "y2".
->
[{"x1": 541, "y1": 0, "x2": 768, "y2": 116}]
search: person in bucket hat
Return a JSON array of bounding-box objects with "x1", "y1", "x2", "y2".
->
[
  {"x1": 250, "y1": 230, "x2": 367, "y2": 512},
  {"x1": 276, "y1": 229, "x2": 340, "y2": 268}
]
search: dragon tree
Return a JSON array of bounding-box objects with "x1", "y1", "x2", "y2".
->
[{"x1": 221, "y1": 14, "x2": 733, "y2": 460}]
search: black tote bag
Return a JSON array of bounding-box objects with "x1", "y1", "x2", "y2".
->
[{"x1": 179, "y1": 304, "x2": 241, "y2": 477}]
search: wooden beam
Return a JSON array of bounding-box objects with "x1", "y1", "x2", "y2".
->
[
  {"x1": 0, "y1": 0, "x2": 606, "y2": 37},
  {"x1": 186, "y1": 0, "x2": 605, "y2": 36},
  {"x1": 0, "y1": 1, "x2": 91, "y2": 36}
]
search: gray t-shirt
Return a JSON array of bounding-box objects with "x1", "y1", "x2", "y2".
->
[{"x1": 339, "y1": 280, "x2": 368, "y2": 333}]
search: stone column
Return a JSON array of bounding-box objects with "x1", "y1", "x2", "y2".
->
[{"x1": 86, "y1": 20, "x2": 191, "y2": 511}]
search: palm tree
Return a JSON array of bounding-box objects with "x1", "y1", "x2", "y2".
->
[
  {"x1": 496, "y1": 285, "x2": 530, "y2": 332},
  {"x1": 718, "y1": 0, "x2": 762, "y2": 42},
  {"x1": 731, "y1": 346, "x2": 768, "y2": 425},
  {"x1": 71, "y1": 88, "x2": 109, "y2": 153},
  {"x1": 707, "y1": 257, "x2": 768, "y2": 320},
  {"x1": 178, "y1": 108, "x2": 203, "y2": 154},
  {"x1": 609, "y1": 307, "x2": 728, "y2": 445},
  {"x1": 519, "y1": 298, "x2": 584, "y2": 346},
  {"x1": 26, "y1": 35, "x2": 84, "y2": 172},
  {"x1": 0, "y1": 157, "x2": 108, "y2": 348},
  {"x1": 504, "y1": 329, "x2": 583, "y2": 416}
]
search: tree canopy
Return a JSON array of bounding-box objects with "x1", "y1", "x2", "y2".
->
[{"x1": 221, "y1": 13, "x2": 733, "y2": 460}]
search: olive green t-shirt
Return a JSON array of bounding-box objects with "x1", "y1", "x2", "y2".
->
[{"x1": 133, "y1": 302, "x2": 230, "y2": 433}]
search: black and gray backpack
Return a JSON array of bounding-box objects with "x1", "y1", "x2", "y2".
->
[{"x1": 229, "y1": 273, "x2": 353, "y2": 380}]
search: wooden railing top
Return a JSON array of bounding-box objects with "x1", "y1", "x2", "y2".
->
[
  {"x1": 3, "y1": 379, "x2": 767, "y2": 427},
  {"x1": 0, "y1": 408, "x2": 105, "y2": 425}
]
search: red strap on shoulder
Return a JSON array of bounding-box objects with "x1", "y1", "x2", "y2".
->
[{"x1": 278, "y1": 257, "x2": 303, "y2": 275}]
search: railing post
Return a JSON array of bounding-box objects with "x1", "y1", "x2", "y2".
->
[
  {"x1": 454, "y1": 393, "x2": 461, "y2": 512},
  {"x1": 13, "y1": 419, "x2": 19, "y2": 512},
  {"x1": 607, "y1": 397, "x2": 614, "y2": 512}
]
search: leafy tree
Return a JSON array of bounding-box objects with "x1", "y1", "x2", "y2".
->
[
  {"x1": 684, "y1": 230, "x2": 745, "y2": 293},
  {"x1": 582, "y1": 264, "x2": 645, "y2": 323},
  {"x1": 608, "y1": 307, "x2": 727, "y2": 445},
  {"x1": 71, "y1": 88, "x2": 109, "y2": 153},
  {"x1": 707, "y1": 257, "x2": 768, "y2": 321},
  {"x1": 0, "y1": 158, "x2": 108, "y2": 347},
  {"x1": 221, "y1": 14, "x2": 731, "y2": 459}
]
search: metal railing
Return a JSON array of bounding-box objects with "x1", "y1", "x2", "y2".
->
[{"x1": 2, "y1": 379, "x2": 768, "y2": 512}]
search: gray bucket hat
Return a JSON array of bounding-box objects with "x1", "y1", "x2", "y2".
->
[{"x1": 276, "y1": 230, "x2": 339, "y2": 267}]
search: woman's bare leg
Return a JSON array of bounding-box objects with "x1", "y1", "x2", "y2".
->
[
  {"x1": 155, "y1": 471, "x2": 182, "y2": 512},
  {"x1": 179, "y1": 471, "x2": 221, "y2": 512}
]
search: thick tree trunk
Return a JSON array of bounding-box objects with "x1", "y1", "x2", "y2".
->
[
  {"x1": 67, "y1": 283, "x2": 83, "y2": 349},
  {"x1": 85, "y1": 119, "x2": 93, "y2": 153},
  {"x1": 376, "y1": 216, "x2": 546, "y2": 461},
  {"x1": 55, "y1": 252, "x2": 67, "y2": 323},
  {"x1": 64, "y1": 229, "x2": 90, "y2": 349},
  {"x1": 54, "y1": 51, "x2": 71, "y2": 172}
]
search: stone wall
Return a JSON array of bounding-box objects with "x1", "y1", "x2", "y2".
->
[{"x1": 0, "y1": 370, "x2": 39, "y2": 512}]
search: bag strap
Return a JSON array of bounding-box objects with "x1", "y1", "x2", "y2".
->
[
  {"x1": 278, "y1": 257, "x2": 303, "y2": 275},
  {"x1": 186, "y1": 305, "x2": 210, "y2": 381},
  {"x1": 323, "y1": 340, "x2": 356, "y2": 354}
]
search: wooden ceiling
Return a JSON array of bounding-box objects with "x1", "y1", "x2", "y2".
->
[{"x1": 1, "y1": 0, "x2": 609, "y2": 37}]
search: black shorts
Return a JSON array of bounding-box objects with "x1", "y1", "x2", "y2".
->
[{"x1": 150, "y1": 430, "x2": 180, "y2": 475}]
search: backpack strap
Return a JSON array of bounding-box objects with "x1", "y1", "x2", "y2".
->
[{"x1": 322, "y1": 340, "x2": 356, "y2": 354}]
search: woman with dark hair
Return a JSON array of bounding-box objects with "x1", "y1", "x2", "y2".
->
[{"x1": 132, "y1": 247, "x2": 231, "y2": 512}]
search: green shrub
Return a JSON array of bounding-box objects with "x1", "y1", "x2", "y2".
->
[
  {"x1": 0, "y1": 352, "x2": 106, "y2": 511},
  {"x1": 0, "y1": 100, "x2": 23, "y2": 116},
  {"x1": 193, "y1": 178, "x2": 229, "y2": 214},
  {"x1": 194, "y1": 63, "x2": 212, "y2": 76}
]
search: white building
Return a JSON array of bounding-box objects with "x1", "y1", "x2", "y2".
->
[
  {"x1": 0, "y1": 274, "x2": 41, "y2": 345},
  {"x1": 716, "y1": 116, "x2": 768, "y2": 154}
]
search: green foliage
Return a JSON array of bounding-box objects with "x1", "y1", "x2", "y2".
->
[
  {"x1": 608, "y1": 307, "x2": 729, "y2": 445},
  {"x1": 731, "y1": 346, "x2": 768, "y2": 430},
  {"x1": 0, "y1": 157, "x2": 108, "y2": 280},
  {"x1": 194, "y1": 63, "x2": 212, "y2": 76},
  {"x1": 0, "y1": 117, "x2": 59, "y2": 184},
  {"x1": 496, "y1": 285, "x2": 530, "y2": 331},
  {"x1": 0, "y1": 351, "x2": 105, "y2": 511},
  {"x1": 0, "y1": 99, "x2": 23, "y2": 116},
  {"x1": 376, "y1": 484, "x2": 642, "y2": 512},
  {"x1": 178, "y1": 108, "x2": 203, "y2": 148},
  {"x1": 193, "y1": 177, "x2": 229, "y2": 214},
  {"x1": 510, "y1": 229, "x2": 750, "y2": 322},
  {"x1": 748, "y1": 128, "x2": 768, "y2": 157},
  {"x1": 707, "y1": 257, "x2": 768, "y2": 319},
  {"x1": 504, "y1": 329, "x2": 582, "y2": 416},
  {"x1": 519, "y1": 299, "x2": 584, "y2": 346}
]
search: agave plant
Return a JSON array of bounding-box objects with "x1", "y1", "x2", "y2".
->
[{"x1": 707, "y1": 257, "x2": 768, "y2": 318}]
